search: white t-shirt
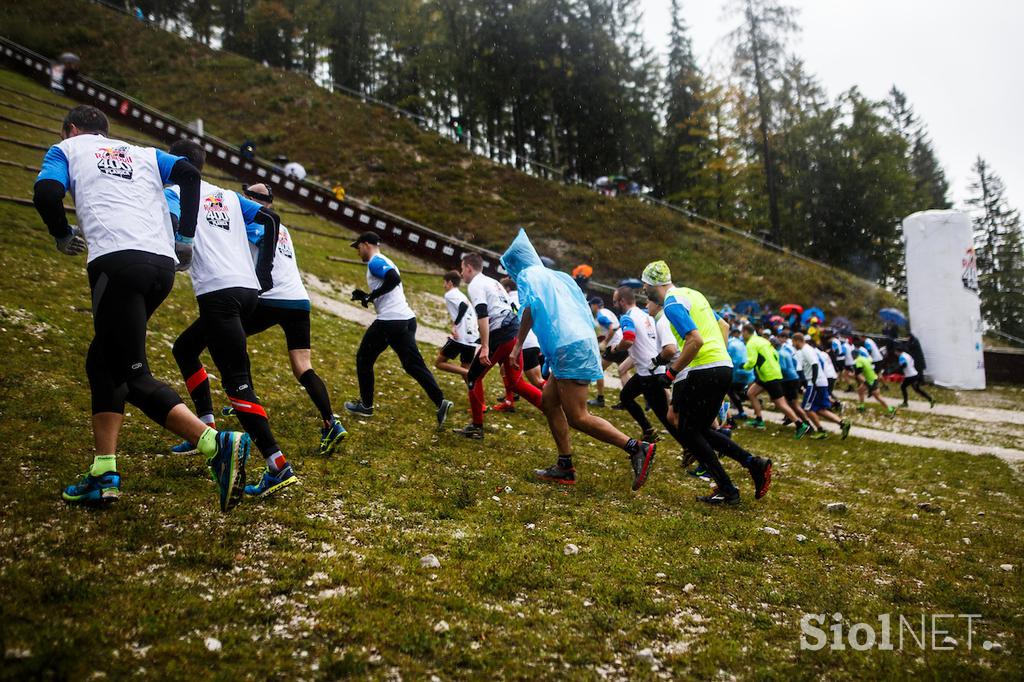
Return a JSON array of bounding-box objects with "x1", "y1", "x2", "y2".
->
[
  {"x1": 444, "y1": 287, "x2": 479, "y2": 345},
  {"x1": 899, "y1": 351, "x2": 918, "y2": 378},
  {"x1": 817, "y1": 348, "x2": 838, "y2": 380},
  {"x1": 176, "y1": 180, "x2": 261, "y2": 296},
  {"x1": 258, "y1": 225, "x2": 309, "y2": 304},
  {"x1": 653, "y1": 312, "x2": 676, "y2": 376},
  {"x1": 864, "y1": 337, "x2": 883, "y2": 362},
  {"x1": 594, "y1": 307, "x2": 623, "y2": 347},
  {"x1": 842, "y1": 339, "x2": 855, "y2": 366},
  {"x1": 620, "y1": 306, "x2": 660, "y2": 377},
  {"x1": 38, "y1": 134, "x2": 176, "y2": 263},
  {"x1": 507, "y1": 290, "x2": 540, "y2": 350},
  {"x1": 366, "y1": 253, "x2": 415, "y2": 321},
  {"x1": 467, "y1": 273, "x2": 515, "y2": 332}
]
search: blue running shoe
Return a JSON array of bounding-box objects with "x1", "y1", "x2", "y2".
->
[
  {"x1": 170, "y1": 440, "x2": 197, "y2": 455},
  {"x1": 221, "y1": 406, "x2": 236, "y2": 418},
  {"x1": 62, "y1": 470, "x2": 121, "y2": 506},
  {"x1": 245, "y1": 464, "x2": 298, "y2": 498},
  {"x1": 206, "y1": 431, "x2": 250, "y2": 512},
  {"x1": 319, "y1": 416, "x2": 348, "y2": 456}
]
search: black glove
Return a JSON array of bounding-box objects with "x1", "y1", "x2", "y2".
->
[
  {"x1": 351, "y1": 289, "x2": 369, "y2": 304},
  {"x1": 649, "y1": 354, "x2": 671, "y2": 370},
  {"x1": 658, "y1": 368, "x2": 675, "y2": 389},
  {"x1": 173, "y1": 233, "x2": 193, "y2": 272},
  {"x1": 602, "y1": 346, "x2": 614, "y2": 361},
  {"x1": 55, "y1": 225, "x2": 87, "y2": 256}
]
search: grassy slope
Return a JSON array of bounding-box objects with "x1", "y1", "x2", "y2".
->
[
  {"x1": 1, "y1": 70, "x2": 1023, "y2": 680},
  {"x1": 0, "y1": 0, "x2": 900, "y2": 332}
]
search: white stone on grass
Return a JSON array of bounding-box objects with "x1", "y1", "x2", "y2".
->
[
  {"x1": 564, "y1": 543, "x2": 579, "y2": 556},
  {"x1": 420, "y1": 554, "x2": 441, "y2": 569},
  {"x1": 204, "y1": 637, "x2": 222, "y2": 652}
]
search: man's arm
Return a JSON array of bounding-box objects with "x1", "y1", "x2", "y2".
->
[
  {"x1": 476, "y1": 304, "x2": 490, "y2": 365},
  {"x1": 509, "y1": 306, "x2": 533, "y2": 371},
  {"x1": 167, "y1": 158, "x2": 201, "y2": 239},
  {"x1": 32, "y1": 145, "x2": 84, "y2": 253},
  {"x1": 250, "y1": 207, "x2": 280, "y2": 292},
  {"x1": 614, "y1": 314, "x2": 636, "y2": 353},
  {"x1": 452, "y1": 301, "x2": 468, "y2": 339}
]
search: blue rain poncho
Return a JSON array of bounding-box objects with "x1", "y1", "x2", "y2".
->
[{"x1": 500, "y1": 229, "x2": 603, "y2": 381}]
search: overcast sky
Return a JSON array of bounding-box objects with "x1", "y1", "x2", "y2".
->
[{"x1": 641, "y1": 0, "x2": 1024, "y2": 212}]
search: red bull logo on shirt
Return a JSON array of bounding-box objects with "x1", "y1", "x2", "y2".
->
[
  {"x1": 94, "y1": 146, "x2": 134, "y2": 180},
  {"x1": 961, "y1": 246, "x2": 979, "y2": 293},
  {"x1": 203, "y1": 192, "x2": 231, "y2": 230},
  {"x1": 277, "y1": 229, "x2": 294, "y2": 259}
]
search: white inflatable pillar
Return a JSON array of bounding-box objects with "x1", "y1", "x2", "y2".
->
[{"x1": 904, "y1": 210, "x2": 986, "y2": 389}]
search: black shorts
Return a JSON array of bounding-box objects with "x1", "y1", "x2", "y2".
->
[
  {"x1": 243, "y1": 303, "x2": 311, "y2": 350},
  {"x1": 865, "y1": 379, "x2": 879, "y2": 393},
  {"x1": 522, "y1": 347, "x2": 543, "y2": 371},
  {"x1": 756, "y1": 378, "x2": 785, "y2": 400},
  {"x1": 441, "y1": 338, "x2": 477, "y2": 364},
  {"x1": 782, "y1": 379, "x2": 800, "y2": 402}
]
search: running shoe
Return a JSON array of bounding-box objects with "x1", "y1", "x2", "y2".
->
[
  {"x1": 747, "y1": 417, "x2": 766, "y2": 430},
  {"x1": 856, "y1": 404, "x2": 867, "y2": 413},
  {"x1": 687, "y1": 465, "x2": 710, "y2": 479},
  {"x1": 887, "y1": 406, "x2": 898, "y2": 420},
  {"x1": 833, "y1": 401, "x2": 843, "y2": 414},
  {"x1": 587, "y1": 395, "x2": 606, "y2": 408},
  {"x1": 611, "y1": 402, "x2": 626, "y2": 411},
  {"x1": 207, "y1": 431, "x2": 250, "y2": 513},
  {"x1": 734, "y1": 412, "x2": 748, "y2": 423},
  {"x1": 697, "y1": 488, "x2": 740, "y2": 506},
  {"x1": 436, "y1": 399, "x2": 454, "y2": 429},
  {"x1": 781, "y1": 416, "x2": 793, "y2": 426},
  {"x1": 929, "y1": 398, "x2": 936, "y2": 409},
  {"x1": 717, "y1": 427, "x2": 733, "y2": 439},
  {"x1": 629, "y1": 441, "x2": 656, "y2": 491},
  {"x1": 453, "y1": 424, "x2": 484, "y2": 439},
  {"x1": 491, "y1": 399, "x2": 516, "y2": 413},
  {"x1": 533, "y1": 463, "x2": 576, "y2": 485},
  {"x1": 319, "y1": 416, "x2": 348, "y2": 456},
  {"x1": 344, "y1": 400, "x2": 374, "y2": 418},
  {"x1": 900, "y1": 401, "x2": 909, "y2": 408},
  {"x1": 245, "y1": 464, "x2": 298, "y2": 498},
  {"x1": 170, "y1": 440, "x2": 197, "y2": 455},
  {"x1": 750, "y1": 457, "x2": 772, "y2": 499},
  {"x1": 221, "y1": 406, "x2": 236, "y2": 418},
  {"x1": 809, "y1": 431, "x2": 829, "y2": 440},
  {"x1": 840, "y1": 421, "x2": 852, "y2": 440},
  {"x1": 794, "y1": 422, "x2": 810, "y2": 440},
  {"x1": 62, "y1": 470, "x2": 121, "y2": 506}
]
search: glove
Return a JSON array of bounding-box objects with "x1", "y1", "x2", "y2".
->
[
  {"x1": 351, "y1": 289, "x2": 369, "y2": 305},
  {"x1": 174, "y1": 233, "x2": 193, "y2": 272},
  {"x1": 55, "y1": 225, "x2": 87, "y2": 256},
  {"x1": 658, "y1": 367, "x2": 676, "y2": 389},
  {"x1": 649, "y1": 354, "x2": 671, "y2": 371},
  {"x1": 602, "y1": 346, "x2": 614, "y2": 361}
]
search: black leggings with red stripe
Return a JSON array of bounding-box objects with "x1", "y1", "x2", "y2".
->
[{"x1": 172, "y1": 287, "x2": 280, "y2": 457}]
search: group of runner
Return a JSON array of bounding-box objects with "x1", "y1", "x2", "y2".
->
[{"x1": 34, "y1": 104, "x2": 933, "y2": 514}]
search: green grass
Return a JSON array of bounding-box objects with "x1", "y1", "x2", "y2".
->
[
  {"x1": 0, "y1": 68, "x2": 1023, "y2": 680},
  {"x1": 0, "y1": 0, "x2": 902, "y2": 332}
]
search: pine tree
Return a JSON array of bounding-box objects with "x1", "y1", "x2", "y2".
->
[
  {"x1": 968, "y1": 157, "x2": 1024, "y2": 338},
  {"x1": 658, "y1": 0, "x2": 710, "y2": 208}
]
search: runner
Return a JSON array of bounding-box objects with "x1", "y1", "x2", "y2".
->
[
  {"x1": 501, "y1": 230, "x2": 656, "y2": 490},
  {"x1": 435, "y1": 270, "x2": 479, "y2": 379},
  {"x1": 853, "y1": 352, "x2": 897, "y2": 417},
  {"x1": 792, "y1": 334, "x2": 851, "y2": 440},
  {"x1": 33, "y1": 106, "x2": 250, "y2": 511},
  {"x1": 742, "y1": 324, "x2": 806, "y2": 436},
  {"x1": 166, "y1": 140, "x2": 298, "y2": 500},
  {"x1": 217, "y1": 183, "x2": 348, "y2": 456},
  {"x1": 773, "y1": 334, "x2": 812, "y2": 437},
  {"x1": 344, "y1": 232, "x2": 454, "y2": 426},
  {"x1": 642, "y1": 261, "x2": 771, "y2": 506},
  {"x1": 608, "y1": 286, "x2": 680, "y2": 443},
  {"x1": 502, "y1": 277, "x2": 545, "y2": 389},
  {"x1": 898, "y1": 349, "x2": 936, "y2": 408},
  {"x1": 726, "y1": 327, "x2": 753, "y2": 424},
  {"x1": 453, "y1": 253, "x2": 543, "y2": 439},
  {"x1": 861, "y1": 335, "x2": 884, "y2": 372},
  {"x1": 588, "y1": 296, "x2": 628, "y2": 407}
]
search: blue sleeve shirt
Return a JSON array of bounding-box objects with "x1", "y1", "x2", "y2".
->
[
  {"x1": 155, "y1": 150, "x2": 183, "y2": 184},
  {"x1": 662, "y1": 294, "x2": 698, "y2": 337},
  {"x1": 367, "y1": 254, "x2": 394, "y2": 278},
  {"x1": 164, "y1": 187, "x2": 181, "y2": 219},
  {"x1": 37, "y1": 145, "x2": 70, "y2": 189}
]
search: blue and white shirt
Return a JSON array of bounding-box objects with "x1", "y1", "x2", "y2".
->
[
  {"x1": 619, "y1": 306, "x2": 660, "y2": 376},
  {"x1": 778, "y1": 344, "x2": 800, "y2": 381},
  {"x1": 727, "y1": 336, "x2": 753, "y2": 384},
  {"x1": 167, "y1": 180, "x2": 263, "y2": 296},
  {"x1": 594, "y1": 307, "x2": 622, "y2": 347},
  {"x1": 367, "y1": 253, "x2": 414, "y2": 321},
  {"x1": 38, "y1": 134, "x2": 180, "y2": 263},
  {"x1": 245, "y1": 224, "x2": 310, "y2": 310}
]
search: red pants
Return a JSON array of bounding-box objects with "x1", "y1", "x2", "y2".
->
[{"x1": 466, "y1": 337, "x2": 543, "y2": 425}]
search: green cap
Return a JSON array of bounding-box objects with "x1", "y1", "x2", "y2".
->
[{"x1": 641, "y1": 260, "x2": 672, "y2": 286}]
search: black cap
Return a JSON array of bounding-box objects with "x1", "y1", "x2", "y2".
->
[
  {"x1": 241, "y1": 183, "x2": 273, "y2": 203},
  {"x1": 588, "y1": 296, "x2": 603, "y2": 307},
  {"x1": 350, "y1": 231, "x2": 380, "y2": 248}
]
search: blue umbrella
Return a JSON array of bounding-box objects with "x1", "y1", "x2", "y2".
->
[
  {"x1": 801, "y1": 307, "x2": 825, "y2": 325},
  {"x1": 618, "y1": 277, "x2": 643, "y2": 289},
  {"x1": 832, "y1": 316, "x2": 854, "y2": 334},
  {"x1": 879, "y1": 308, "x2": 907, "y2": 326},
  {"x1": 735, "y1": 299, "x2": 761, "y2": 316}
]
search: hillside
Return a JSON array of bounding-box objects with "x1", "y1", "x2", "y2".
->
[
  {"x1": 1, "y1": 63, "x2": 1023, "y2": 680},
  {"x1": 0, "y1": 0, "x2": 900, "y2": 330}
]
